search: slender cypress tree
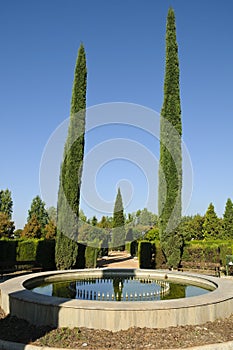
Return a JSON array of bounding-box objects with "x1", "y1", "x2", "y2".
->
[
  {"x1": 55, "y1": 43, "x2": 87, "y2": 269},
  {"x1": 112, "y1": 188, "x2": 126, "y2": 250},
  {"x1": 158, "y1": 8, "x2": 182, "y2": 267}
]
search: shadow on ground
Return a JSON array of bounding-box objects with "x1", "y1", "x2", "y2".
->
[{"x1": 0, "y1": 313, "x2": 54, "y2": 344}]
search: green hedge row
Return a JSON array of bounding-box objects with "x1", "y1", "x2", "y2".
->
[
  {"x1": 182, "y1": 240, "x2": 233, "y2": 267},
  {"x1": 0, "y1": 238, "x2": 56, "y2": 270},
  {"x1": 136, "y1": 240, "x2": 233, "y2": 269},
  {"x1": 0, "y1": 238, "x2": 102, "y2": 270}
]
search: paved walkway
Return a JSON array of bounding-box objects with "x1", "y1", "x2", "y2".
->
[{"x1": 97, "y1": 250, "x2": 139, "y2": 268}]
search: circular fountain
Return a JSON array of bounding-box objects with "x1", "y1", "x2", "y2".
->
[
  {"x1": 1, "y1": 268, "x2": 233, "y2": 331},
  {"x1": 30, "y1": 275, "x2": 172, "y2": 301}
]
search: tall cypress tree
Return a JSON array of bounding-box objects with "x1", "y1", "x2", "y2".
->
[
  {"x1": 112, "y1": 188, "x2": 125, "y2": 250},
  {"x1": 158, "y1": 8, "x2": 182, "y2": 268},
  {"x1": 55, "y1": 43, "x2": 87, "y2": 269}
]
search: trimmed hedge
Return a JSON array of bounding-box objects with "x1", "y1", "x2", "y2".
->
[
  {"x1": 17, "y1": 239, "x2": 38, "y2": 261},
  {"x1": 0, "y1": 238, "x2": 56, "y2": 270},
  {"x1": 138, "y1": 241, "x2": 155, "y2": 269},
  {"x1": 125, "y1": 242, "x2": 131, "y2": 254},
  {"x1": 181, "y1": 240, "x2": 233, "y2": 268},
  {"x1": 125, "y1": 241, "x2": 138, "y2": 257},
  {"x1": 36, "y1": 239, "x2": 56, "y2": 270},
  {"x1": 85, "y1": 245, "x2": 100, "y2": 268},
  {"x1": 0, "y1": 238, "x2": 104, "y2": 270},
  {"x1": 0, "y1": 238, "x2": 17, "y2": 261},
  {"x1": 76, "y1": 243, "x2": 86, "y2": 269}
]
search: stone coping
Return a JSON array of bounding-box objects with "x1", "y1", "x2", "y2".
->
[
  {"x1": 1, "y1": 269, "x2": 233, "y2": 331},
  {"x1": 1, "y1": 338, "x2": 233, "y2": 350}
]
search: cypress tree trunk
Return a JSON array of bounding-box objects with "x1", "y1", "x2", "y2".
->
[
  {"x1": 112, "y1": 188, "x2": 126, "y2": 251},
  {"x1": 158, "y1": 8, "x2": 182, "y2": 268},
  {"x1": 55, "y1": 44, "x2": 87, "y2": 269}
]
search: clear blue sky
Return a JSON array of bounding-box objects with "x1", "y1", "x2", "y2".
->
[{"x1": 1, "y1": 0, "x2": 233, "y2": 228}]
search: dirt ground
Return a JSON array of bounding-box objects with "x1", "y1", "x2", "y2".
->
[{"x1": 1, "y1": 252, "x2": 233, "y2": 349}]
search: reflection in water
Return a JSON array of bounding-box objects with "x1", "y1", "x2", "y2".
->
[
  {"x1": 113, "y1": 277, "x2": 124, "y2": 301},
  {"x1": 161, "y1": 283, "x2": 185, "y2": 300},
  {"x1": 52, "y1": 281, "x2": 76, "y2": 299},
  {"x1": 30, "y1": 276, "x2": 211, "y2": 302}
]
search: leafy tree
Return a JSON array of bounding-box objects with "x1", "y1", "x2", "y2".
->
[
  {"x1": 22, "y1": 214, "x2": 42, "y2": 238},
  {"x1": 203, "y1": 203, "x2": 221, "y2": 240},
  {"x1": 143, "y1": 227, "x2": 160, "y2": 241},
  {"x1": 126, "y1": 213, "x2": 133, "y2": 224},
  {"x1": 14, "y1": 229, "x2": 22, "y2": 238},
  {"x1": 91, "y1": 216, "x2": 98, "y2": 226},
  {"x1": 112, "y1": 188, "x2": 126, "y2": 250},
  {"x1": 79, "y1": 209, "x2": 87, "y2": 224},
  {"x1": 222, "y1": 198, "x2": 233, "y2": 239},
  {"x1": 0, "y1": 212, "x2": 14, "y2": 237},
  {"x1": 179, "y1": 215, "x2": 204, "y2": 241},
  {"x1": 98, "y1": 216, "x2": 113, "y2": 229},
  {"x1": 28, "y1": 195, "x2": 49, "y2": 229},
  {"x1": 44, "y1": 219, "x2": 57, "y2": 239},
  {"x1": 0, "y1": 189, "x2": 13, "y2": 219},
  {"x1": 47, "y1": 206, "x2": 57, "y2": 224},
  {"x1": 56, "y1": 43, "x2": 87, "y2": 269},
  {"x1": 125, "y1": 228, "x2": 133, "y2": 241},
  {"x1": 78, "y1": 223, "x2": 105, "y2": 243},
  {"x1": 158, "y1": 8, "x2": 182, "y2": 268},
  {"x1": 138, "y1": 208, "x2": 157, "y2": 226}
]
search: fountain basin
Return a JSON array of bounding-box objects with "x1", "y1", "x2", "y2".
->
[{"x1": 1, "y1": 268, "x2": 233, "y2": 331}]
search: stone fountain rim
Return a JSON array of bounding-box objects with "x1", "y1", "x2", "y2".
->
[{"x1": 2, "y1": 268, "x2": 232, "y2": 311}]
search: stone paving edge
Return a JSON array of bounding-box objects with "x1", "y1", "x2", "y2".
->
[{"x1": 1, "y1": 339, "x2": 233, "y2": 350}]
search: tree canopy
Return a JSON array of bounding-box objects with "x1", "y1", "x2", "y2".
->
[
  {"x1": 27, "y1": 195, "x2": 49, "y2": 229},
  {"x1": 0, "y1": 189, "x2": 13, "y2": 219}
]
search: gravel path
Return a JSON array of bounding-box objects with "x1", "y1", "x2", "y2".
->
[{"x1": 97, "y1": 251, "x2": 139, "y2": 268}]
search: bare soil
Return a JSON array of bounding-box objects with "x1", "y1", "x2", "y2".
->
[
  {"x1": 1, "y1": 308, "x2": 233, "y2": 349},
  {"x1": 1, "y1": 252, "x2": 233, "y2": 349}
]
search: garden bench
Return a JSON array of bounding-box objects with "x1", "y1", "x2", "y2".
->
[{"x1": 180, "y1": 261, "x2": 220, "y2": 277}]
